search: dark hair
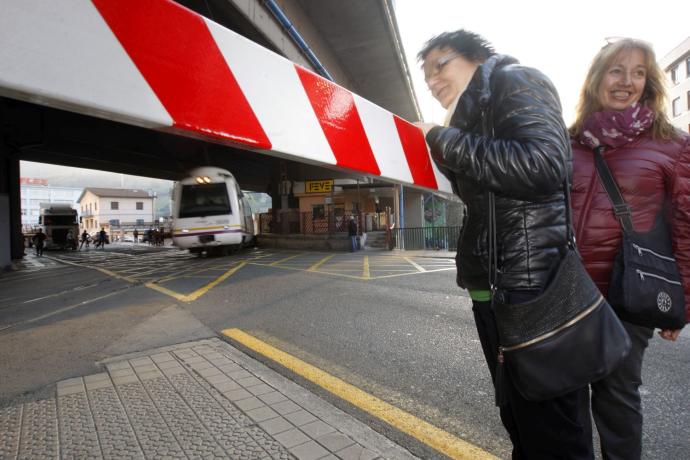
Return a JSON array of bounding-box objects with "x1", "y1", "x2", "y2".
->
[{"x1": 417, "y1": 30, "x2": 495, "y2": 63}]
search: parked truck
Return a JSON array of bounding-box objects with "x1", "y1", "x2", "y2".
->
[{"x1": 38, "y1": 203, "x2": 79, "y2": 250}]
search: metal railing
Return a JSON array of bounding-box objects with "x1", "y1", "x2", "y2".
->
[
  {"x1": 392, "y1": 226, "x2": 461, "y2": 251},
  {"x1": 259, "y1": 211, "x2": 389, "y2": 235}
]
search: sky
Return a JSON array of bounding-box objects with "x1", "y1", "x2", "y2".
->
[{"x1": 394, "y1": 0, "x2": 690, "y2": 125}]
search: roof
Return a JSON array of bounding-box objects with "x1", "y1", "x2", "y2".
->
[
  {"x1": 295, "y1": 0, "x2": 421, "y2": 121},
  {"x1": 660, "y1": 37, "x2": 690, "y2": 69},
  {"x1": 78, "y1": 188, "x2": 152, "y2": 203}
]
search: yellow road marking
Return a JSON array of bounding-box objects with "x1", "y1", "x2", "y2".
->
[
  {"x1": 404, "y1": 257, "x2": 427, "y2": 273},
  {"x1": 270, "y1": 253, "x2": 306, "y2": 266},
  {"x1": 362, "y1": 256, "x2": 370, "y2": 279},
  {"x1": 146, "y1": 261, "x2": 247, "y2": 302},
  {"x1": 222, "y1": 329, "x2": 498, "y2": 460},
  {"x1": 307, "y1": 254, "x2": 335, "y2": 272},
  {"x1": 145, "y1": 282, "x2": 189, "y2": 301},
  {"x1": 46, "y1": 256, "x2": 137, "y2": 283}
]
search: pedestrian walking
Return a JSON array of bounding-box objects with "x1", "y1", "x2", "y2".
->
[
  {"x1": 415, "y1": 30, "x2": 594, "y2": 458},
  {"x1": 66, "y1": 229, "x2": 76, "y2": 250},
  {"x1": 79, "y1": 230, "x2": 89, "y2": 250},
  {"x1": 133, "y1": 228, "x2": 139, "y2": 243},
  {"x1": 95, "y1": 227, "x2": 107, "y2": 249},
  {"x1": 348, "y1": 216, "x2": 358, "y2": 252},
  {"x1": 32, "y1": 228, "x2": 46, "y2": 257},
  {"x1": 569, "y1": 38, "x2": 690, "y2": 460}
]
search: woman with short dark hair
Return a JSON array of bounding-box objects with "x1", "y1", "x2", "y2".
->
[{"x1": 415, "y1": 29, "x2": 594, "y2": 459}]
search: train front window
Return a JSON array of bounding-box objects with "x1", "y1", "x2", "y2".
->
[{"x1": 179, "y1": 183, "x2": 231, "y2": 218}]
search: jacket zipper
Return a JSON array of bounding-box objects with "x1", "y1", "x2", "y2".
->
[
  {"x1": 636, "y1": 269, "x2": 681, "y2": 285},
  {"x1": 501, "y1": 294, "x2": 605, "y2": 352},
  {"x1": 632, "y1": 243, "x2": 676, "y2": 262}
]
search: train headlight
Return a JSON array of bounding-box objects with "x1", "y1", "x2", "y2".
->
[
  {"x1": 195, "y1": 177, "x2": 204, "y2": 184},
  {"x1": 202, "y1": 176, "x2": 212, "y2": 183},
  {"x1": 182, "y1": 229, "x2": 189, "y2": 233}
]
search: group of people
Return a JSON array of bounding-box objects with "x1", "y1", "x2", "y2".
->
[
  {"x1": 78, "y1": 228, "x2": 108, "y2": 250},
  {"x1": 415, "y1": 31, "x2": 689, "y2": 459}
]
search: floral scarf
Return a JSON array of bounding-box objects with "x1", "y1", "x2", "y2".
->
[{"x1": 579, "y1": 103, "x2": 654, "y2": 150}]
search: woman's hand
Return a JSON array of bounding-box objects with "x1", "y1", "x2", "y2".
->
[
  {"x1": 658, "y1": 329, "x2": 682, "y2": 341},
  {"x1": 413, "y1": 122, "x2": 439, "y2": 137}
]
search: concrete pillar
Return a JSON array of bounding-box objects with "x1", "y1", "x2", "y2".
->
[{"x1": 1, "y1": 145, "x2": 23, "y2": 269}]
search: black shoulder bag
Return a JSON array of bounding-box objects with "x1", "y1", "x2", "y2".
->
[
  {"x1": 593, "y1": 147, "x2": 686, "y2": 329},
  {"x1": 489, "y1": 172, "x2": 631, "y2": 403}
]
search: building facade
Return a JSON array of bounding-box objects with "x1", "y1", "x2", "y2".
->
[
  {"x1": 78, "y1": 188, "x2": 154, "y2": 234},
  {"x1": 661, "y1": 37, "x2": 690, "y2": 133},
  {"x1": 20, "y1": 178, "x2": 82, "y2": 228}
]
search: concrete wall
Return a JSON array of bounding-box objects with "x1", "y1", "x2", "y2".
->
[{"x1": 403, "y1": 189, "x2": 423, "y2": 228}]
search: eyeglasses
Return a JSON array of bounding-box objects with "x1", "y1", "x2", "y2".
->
[{"x1": 424, "y1": 52, "x2": 461, "y2": 83}]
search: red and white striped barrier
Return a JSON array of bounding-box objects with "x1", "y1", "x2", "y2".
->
[{"x1": 0, "y1": 0, "x2": 452, "y2": 193}]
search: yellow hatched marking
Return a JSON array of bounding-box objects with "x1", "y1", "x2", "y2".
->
[
  {"x1": 47, "y1": 256, "x2": 137, "y2": 283},
  {"x1": 307, "y1": 254, "x2": 335, "y2": 272},
  {"x1": 404, "y1": 257, "x2": 427, "y2": 273},
  {"x1": 362, "y1": 256, "x2": 371, "y2": 279},
  {"x1": 145, "y1": 283, "x2": 188, "y2": 301},
  {"x1": 222, "y1": 329, "x2": 498, "y2": 460},
  {"x1": 146, "y1": 262, "x2": 247, "y2": 302},
  {"x1": 270, "y1": 253, "x2": 306, "y2": 266}
]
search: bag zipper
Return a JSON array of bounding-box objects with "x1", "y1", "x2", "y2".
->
[
  {"x1": 632, "y1": 243, "x2": 676, "y2": 262},
  {"x1": 501, "y1": 294, "x2": 605, "y2": 352},
  {"x1": 636, "y1": 269, "x2": 682, "y2": 285}
]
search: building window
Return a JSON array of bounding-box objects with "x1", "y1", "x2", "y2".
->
[
  {"x1": 672, "y1": 97, "x2": 681, "y2": 117},
  {"x1": 95, "y1": 202, "x2": 97, "y2": 211},
  {"x1": 687, "y1": 91, "x2": 690, "y2": 113},
  {"x1": 671, "y1": 66, "x2": 679, "y2": 84},
  {"x1": 136, "y1": 219, "x2": 145, "y2": 226},
  {"x1": 111, "y1": 201, "x2": 119, "y2": 210},
  {"x1": 109, "y1": 219, "x2": 120, "y2": 226},
  {"x1": 687, "y1": 58, "x2": 690, "y2": 78},
  {"x1": 136, "y1": 201, "x2": 144, "y2": 210},
  {"x1": 312, "y1": 204, "x2": 325, "y2": 219}
]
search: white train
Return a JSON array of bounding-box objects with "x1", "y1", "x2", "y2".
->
[{"x1": 172, "y1": 167, "x2": 255, "y2": 255}]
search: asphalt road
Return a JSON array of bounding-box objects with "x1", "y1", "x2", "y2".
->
[{"x1": 1, "y1": 244, "x2": 688, "y2": 459}]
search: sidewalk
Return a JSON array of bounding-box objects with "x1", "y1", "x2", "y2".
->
[{"x1": 0, "y1": 338, "x2": 418, "y2": 460}]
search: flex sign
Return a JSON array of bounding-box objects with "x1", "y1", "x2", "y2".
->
[{"x1": 306, "y1": 180, "x2": 334, "y2": 193}]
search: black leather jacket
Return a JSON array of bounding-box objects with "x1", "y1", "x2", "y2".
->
[{"x1": 426, "y1": 55, "x2": 569, "y2": 292}]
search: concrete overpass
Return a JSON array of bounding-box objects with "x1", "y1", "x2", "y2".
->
[{"x1": 1, "y1": 0, "x2": 447, "y2": 269}]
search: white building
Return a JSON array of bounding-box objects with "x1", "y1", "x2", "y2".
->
[
  {"x1": 78, "y1": 188, "x2": 154, "y2": 234},
  {"x1": 660, "y1": 37, "x2": 690, "y2": 133},
  {"x1": 20, "y1": 178, "x2": 82, "y2": 228}
]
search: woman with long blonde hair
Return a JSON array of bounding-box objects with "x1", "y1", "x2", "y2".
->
[{"x1": 570, "y1": 38, "x2": 690, "y2": 459}]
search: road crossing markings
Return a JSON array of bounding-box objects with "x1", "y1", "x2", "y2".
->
[
  {"x1": 362, "y1": 256, "x2": 371, "y2": 279},
  {"x1": 222, "y1": 328, "x2": 499, "y2": 460},
  {"x1": 269, "y1": 252, "x2": 307, "y2": 266},
  {"x1": 146, "y1": 261, "x2": 247, "y2": 302},
  {"x1": 306, "y1": 254, "x2": 335, "y2": 272},
  {"x1": 404, "y1": 257, "x2": 427, "y2": 273},
  {"x1": 46, "y1": 255, "x2": 137, "y2": 283}
]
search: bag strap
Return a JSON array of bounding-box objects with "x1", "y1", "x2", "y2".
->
[{"x1": 592, "y1": 147, "x2": 634, "y2": 232}]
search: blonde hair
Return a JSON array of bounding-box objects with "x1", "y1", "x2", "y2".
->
[{"x1": 569, "y1": 39, "x2": 677, "y2": 141}]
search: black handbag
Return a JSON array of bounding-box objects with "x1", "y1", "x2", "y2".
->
[
  {"x1": 593, "y1": 147, "x2": 686, "y2": 330},
  {"x1": 488, "y1": 177, "x2": 631, "y2": 403}
]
